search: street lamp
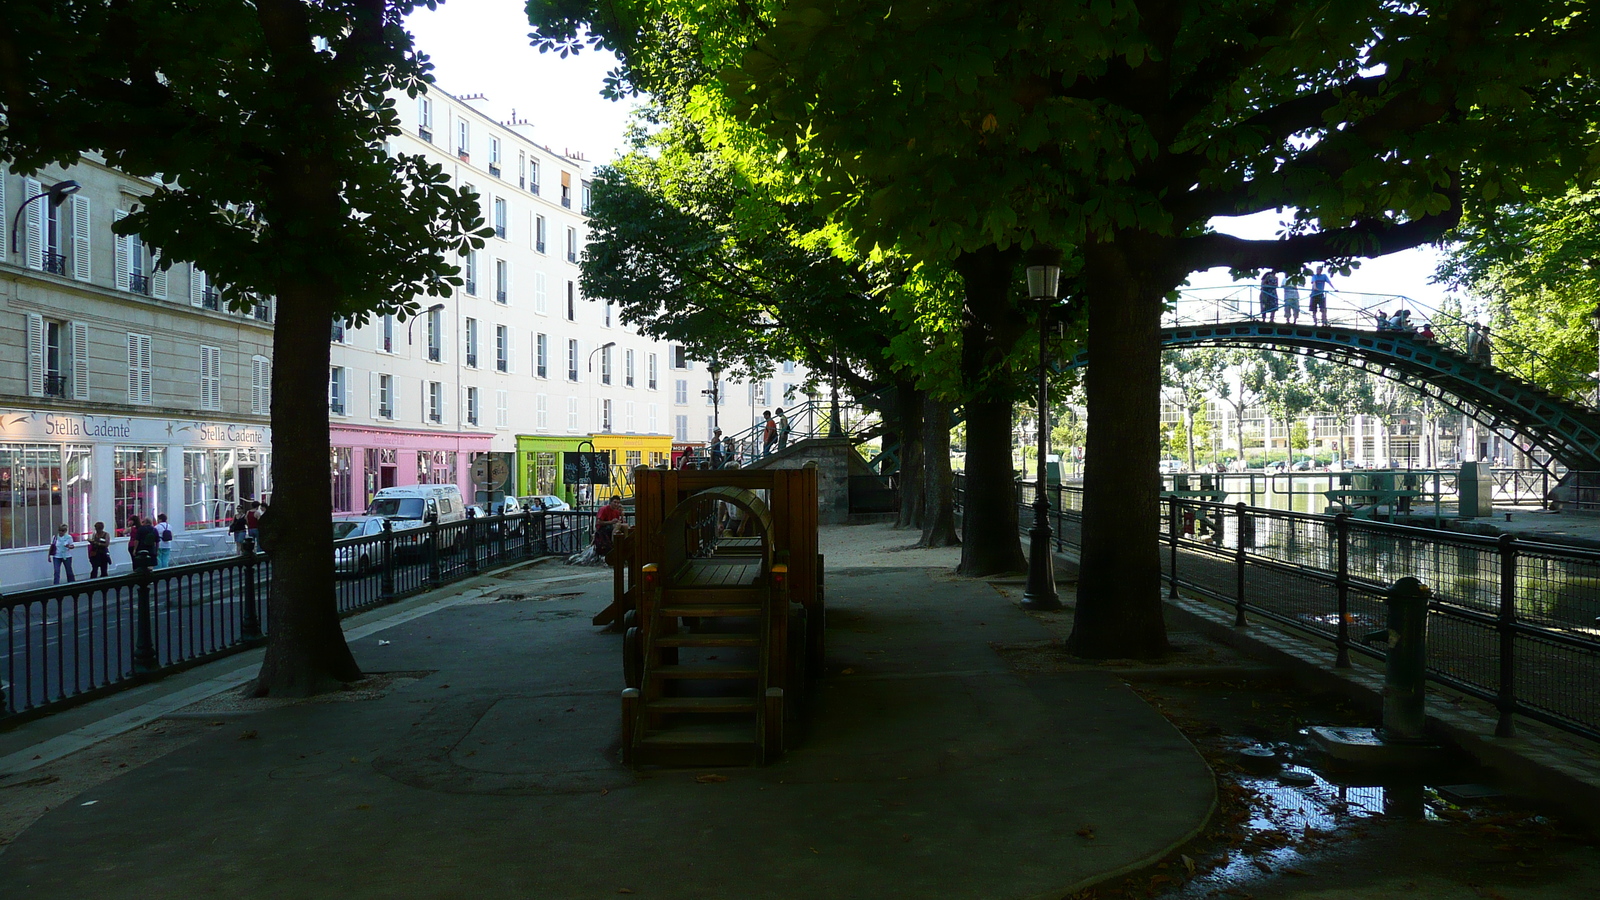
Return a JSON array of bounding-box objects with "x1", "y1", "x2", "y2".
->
[
  {"x1": 828, "y1": 348, "x2": 843, "y2": 439},
  {"x1": 1021, "y1": 262, "x2": 1062, "y2": 611},
  {"x1": 405, "y1": 302, "x2": 447, "y2": 344},
  {"x1": 587, "y1": 341, "x2": 617, "y2": 433},
  {"x1": 703, "y1": 361, "x2": 723, "y2": 433},
  {"x1": 1590, "y1": 305, "x2": 1600, "y2": 406},
  {"x1": 10, "y1": 180, "x2": 80, "y2": 253}
]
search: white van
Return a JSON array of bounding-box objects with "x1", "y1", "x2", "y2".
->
[{"x1": 366, "y1": 484, "x2": 468, "y2": 527}]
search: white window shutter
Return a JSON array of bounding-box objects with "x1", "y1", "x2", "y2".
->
[
  {"x1": 150, "y1": 253, "x2": 167, "y2": 298},
  {"x1": 114, "y1": 210, "x2": 130, "y2": 290},
  {"x1": 71, "y1": 321, "x2": 90, "y2": 400},
  {"x1": 24, "y1": 178, "x2": 44, "y2": 270},
  {"x1": 535, "y1": 272, "x2": 547, "y2": 313},
  {"x1": 190, "y1": 266, "x2": 207, "y2": 307},
  {"x1": 139, "y1": 336, "x2": 153, "y2": 404},
  {"x1": 71, "y1": 195, "x2": 91, "y2": 281},
  {"x1": 26, "y1": 313, "x2": 45, "y2": 396},
  {"x1": 127, "y1": 334, "x2": 139, "y2": 402},
  {"x1": 369, "y1": 371, "x2": 378, "y2": 418},
  {"x1": 507, "y1": 330, "x2": 515, "y2": 373}
]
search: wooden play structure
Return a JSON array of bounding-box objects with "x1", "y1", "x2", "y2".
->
[{"x1": 613, "y1": 466, "x2": 824, "y2": 766}]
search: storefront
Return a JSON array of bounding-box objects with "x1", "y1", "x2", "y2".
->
[
  {"x1": 0, "y1": 407, "x2": 271, "y2": 587},
  {"x1": 589, "y1": 432, "x2": 673, "y2": 501},
  {"x1": 515, "y1": 434, "x2": 586, "y2": 505},
  {"x1": 329, "y1": 424, "x2": 493, "y2": 514}
]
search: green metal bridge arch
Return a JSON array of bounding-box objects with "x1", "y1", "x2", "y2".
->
[{"x1": 1067, "y1": 319, "x2": 1600, "y2": 471}]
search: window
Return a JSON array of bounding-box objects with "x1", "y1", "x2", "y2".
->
[
  {"x1": 417, "y1": 449, "x2": 456, "y2": 484},
  {"x1": 329, "y1": 366, "x2": 346, "y2": 415},
  {"x1": 252, "y1": 356, "x2": 271, "y2": 414},
  {"x1": 465, "y1": 317, "x2": 479, "y2": 368},
  {"x1": 675, "y1": 379, "x2": 688, "y2": 404},
  {"x1": 457, "y1": 118, "x2": 470, "y2": 160},
  {"x1": 763, "y1": 381, "x2": 772, "y2": 405},
  {"x1": 426, "y1": 307, "x2": 443, "y2": 362},
  {"x1": 536, "y1": 394, "x2": 549, "y2": 430},
  {"x1": 784, "y1": 383, "x2": 797, "y2": 404},
  {"x1": 566, "y1": 281, "x2": 576, "y2": 320},
  {"x1": 625, "y1": 401, "x2": 635, "y2": 432},
  {"x1": 200, "y1": 346, "x2": 221, "y2": 411},
  {"x1": 113, "y1": 447, "x2": 166, "y2": 536},
  {"x1": 191, "y1": 266, "x2": 217, "y2": 310},
  {"x1": 464, "y1": 250, "x2": 478, "y2": 295},
  {"x1": 530, "y1": 158, "x2": 541, "y2": 194},
  {"x1": 127, "y1": 333, "x2": 153, "y2": 405},
  {"x1": 560, "y1": 171, "x2": 572, "y2": 208},
  {"x1": 495, "y1": 258, "x2": 508, "y2": 304},
  {"x1": 567, "y1": 339, "x2": 579, "y2": 381},
  {"x1": 331, "y1": 317, "x2": 347, "y2": 343},
  {"x1": 582, "y1": 180, "x2": 592, "y2": 214},
  {"x1": 496, "y1": 390, "x2": 509, "y2": 428},
  {"x1": 493, "y1": 198, "x2": 507, "y2": 239},
  {"x1": 331, "y1": 447, "x2": 353, "y2": 513},
  {"x1": 377, "y1": 373, "x2": 394, "y2": 419},
  {"x1": 604, "y1": 300, "x2": 612, "y2": 327},
  {"x1": 489, "y1": 138, "x2": 502, "y2": 177},
  {"x1": 495, "y1": 324, "x2": 509, "y2": 372},
  {"x1": 114, "y1": 209, "x2": 165, "y2": 298},
  {"x1": 625, "y1": 349, "x2": 635, "y2": 387},
  {"x1": 674, "y1": 415, "x2": 688, "y2": 442},
  {"x1": 184, "y1": 448, "x2": 233, "y2": 530},
  {"x1": 566, "y1": 227, "x2": 577, "y2": 263},
  {"x1": 672, "y1": 345, "x2": 690, "y2": 369},
  {"x1": 0, "y1": 444, "x2": 92, "y2": 548},
  {"x1": 648, "y1": 353, "x2": 658, "y2": 390},
  {"x1": 600, "y1": 346, "x2": 612, "y2": 385},
  {"x1": 601, "y1": 399, "x2": 612, "y2": 433},
  {"x1": 648, "y1": 404, "x2": 659, "y2": 433},
  {"x1": 466, "y1": 387, "x2": 479, "y2": 426},
  {"x1": 707, "y1": 417, "x2": 716, "y2": 440},
  {"x1": 43, "y1": 190, "x2": 65, "y2": 275},
  {"x1": 27, "y1": 315, "x2": 82, "y2": 399},
  {"x1": 534, "y1": 271, "x2": 548, "y2": 313},
  {"x1": 535, "y1": 333, "x2": 548, "y2": 378},
  {"x1": 427, "y1": 381, "x2": 444, "y2": 423},
  {"x1": 705, "y1": 380, "x2": 718, "y2": 406},
  {"x1": 783, "y1": 361, "x2": 796, "y2": 374},
  {"x1": 518, "y1": 151, "x2": 527, "y2": 189},
  {"x1": 418, "y1": 96, "x2": 433, "y2": 141},
  {"x1": 534, "y1": 215, "x2": 547, "y2": 253},
  {"x1": 379, "y1": 314, "x2": 394, "y2": 353},
  {"x1": 566, "y1": 396, "x2": 580, "y2": 432}
]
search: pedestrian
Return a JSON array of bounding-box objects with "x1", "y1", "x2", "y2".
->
[
  {"x1": 709, "y1": 428, "x2": 725, "y2": 468},
  {"x1": 244, "y1": 500, "x2": 262, "y2": 546},
  {"x1": 1281, "y1": 276, "x2": 1301, "y2": 324},
  {"x1": 1391, "y1": 309, "x2": 1412, "y2": 333},
  {"x1": 155, "y1": 512, "x2": 175, "y2": 568},
  {"x1": 1258, "y1": 271, "x2": 1279, "y2": 322},
  {"x1": 775, "y1": 407, "x2": 791, "y2": 451},
  {"x1": 131, "y1": 517, "x2": 160, "y2": 571},
  {"x1": 1418, "y1": 323, "x2": 1436, "y2": 342},
  {"x1": 253, "y1": 500, "x2": 271, "y2": 552},
  {"x1": 1466, "y1": 322, "x2": 1482, "y2": 358},
  {"x1": 88, "y1": 521, "x2": 111, "y2": 578},
  {"x1": 47, "y1": 524, "x2": 76, "y2": 584},
  {"x1": 229, "y1": 504, "x2": 249, "y2": 555},
  {"x1": 723, "y1": 434, "x2": 737, "y2": 467},
  {"x1": 1309, "y1": 266, "x2": 1333, "y2": 326},
  {"x1": 1374, "y1": 309, "x2": 1389, "y2": 331},
  {"x1": 594, "y1": 495, "x2": 624, "y2": 555},
  {"x1": 126, "y1": 516, "x2": 144, "y2": 565},
  {"x1": 762, "y1": 410, "x2": 778, "y2": 456},
  {"x1": 1478, "y1": 325, "x2": 1493, "y2": 365}
]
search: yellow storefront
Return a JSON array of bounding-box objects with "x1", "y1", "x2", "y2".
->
[{"x1": 589, "y1": 433, "x2": 673, "y2": 502}]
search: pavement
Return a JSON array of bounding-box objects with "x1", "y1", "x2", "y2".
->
[{"x1": 0, "y1": 525, "x2": 1215, "y2": 900}]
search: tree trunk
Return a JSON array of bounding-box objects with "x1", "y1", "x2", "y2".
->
[
  {"x1": 1067, "y1": 240, "x2": 1169, "y2": 659},
  {"x1": 958, "y1": 396, "x2": 1025, "y2": 573},
  {"x1": 1235, "y1": 407, "x2": 1246, "y2": 470},
  {"x1": 920, "y1": 396, "x2": 959, "y2": 547},
  {"x1": 895, "y1": 381, "x2": 925, "y2": 530},
  {"x1": 1185, "y1": 407, "x2": 1197, "y2": 471},
  {"x1": 252, "y1": 284, "x2": 361, "y2": 696}
]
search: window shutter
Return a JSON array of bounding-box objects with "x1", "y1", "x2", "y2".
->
[
  {"x1": 139, "y1": 336, "x2": 153, "y2": 404},
  {"x1": 24, "y1": 178, "x2": 44, "y2": 270},
  {"x1": 71, "y1": 321, "x2": 90, "y2": 400},
  {"x1": 507, "y1": 329, "x2": 515, "y2": 373},
  {"x1": 253, "y1": 356, "x2": 271, "y2": 415},
  {"x1": 71, "y1": 195, "x2": 91, "y2": 281},
  {"x1": 190, "y1": 266, "x2": 207, "y2": 307},
  {"x1": 26, "y1": 313, "x2": 45, "y2": 396},
  {"x1": 460, "y1": 386, "x2": 468, "y2": 423},
  {"x1": 534, "y1": 271, "x2": 547, "y2": 313},
  {"x1": 441, "y1": 384, "x2": 449, "y2": 424},
  {"x1": 127, "y1": 334, "x2": 139, "y2": 402},
  {"x1": 150, "y1": 253, "x2": 168, "y2": 298},
  {"x1": 369, "y1": 371, "x2": 378, "y2": 419},
  {"x1": 114, "y1": 210, "x2": 130, "y2": 290}
]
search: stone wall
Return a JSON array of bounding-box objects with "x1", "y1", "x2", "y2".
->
[{"x1": 744, "y1": 437, "x2": 859, "y2": 525}]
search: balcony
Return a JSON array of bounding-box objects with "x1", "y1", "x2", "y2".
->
[
  {"x1": 497, "y1": 359, "x2": 508, "y2": 373},
  {"x1": 200, "y1": 289, "x2": 220, "y2": 311},
  {"x1": 43, "y1": 251, "x2": 68, "y2": 276},
  {"x1": 489, "y1": 164, "x2": 501, "y2": 178},
  {"x1": 419, "y1": 127, "x2": 433, "y2": 143},
  {"x1": 567, "y1": 369, "x2": 578, "y2": 382},
  {"x1": 252, "y1": 302, "x2": 272, "y2": 322},
  {"x1": 128, "y1": 273, "x2": 152, "y2": 295},
  {"x1": 561, "y1": 196, "x2": 572, "y2": 209},
  {"x1": 519, "y1": 176, "x2": 526, "y2": 189},
  {"x1": 329, "y1": 400, "x2": 346, "y2": 415},
  {"x1": 429, "y1": 411, "x2": 442, "y2": 423},
  {"x1": 530, "y1": 182, "x2": 540, "y2": 195},
  {"x1": 428, "y1": 346, "x2": 441, "y2": 362},
  {"x1": 457, "y1": 149, "x2": 470, "y2": 162},
  {"x1": 466, "y1": 353, "x2": 478, "y2": 368},
  {"x1": 378, "y1": 406, "x2": 393, "y2": 420},
  {"x1": 494, "y1": 225, "x2": 506, "y2": 239},
  {"x1": 465, "y1": 280, "x2": 477, "y2": 295},
  {"x1": 567, "y1": 251, "x2": 576, "y2": 263},
  {"x1": 44, "y1": 374, "x2": 69, "y2": 398},
  {"x1": 496, "y1": 290, "x2": 507, "y2": 304},
  {"x1": 536, "y1": 241, "x2": 546, "y2": 254}
]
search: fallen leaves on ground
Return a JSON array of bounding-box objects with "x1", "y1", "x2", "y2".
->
[{"x1": 695, "y1": 773, "x2": 728, "y2": 783}]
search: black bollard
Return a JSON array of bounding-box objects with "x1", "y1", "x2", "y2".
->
[
  {"x1": 133, "y1": 568, "x2": 157, "y2": 673},
  {"x1": 240, "y1": 537, "x2": 262, "y2": 640},
  {"x1": 379, "y1": 520, "x2": 396, "y2": 602},
  {"x1": 1363, "y1": 577, "x2": 1431, "y2": 742}
]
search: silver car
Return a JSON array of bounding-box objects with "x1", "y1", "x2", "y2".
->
[{"x1": 332, "y1": 516, "x2": 417, "y2": 574}]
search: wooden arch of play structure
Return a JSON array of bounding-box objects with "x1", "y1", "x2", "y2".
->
[{"x1": 613, "y1": 466, "x2": 824, "y2": 767}]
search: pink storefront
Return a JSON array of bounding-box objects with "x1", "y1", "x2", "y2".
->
[{"x1": 329, "y1": 424, "x2": 493, "y2": 514}]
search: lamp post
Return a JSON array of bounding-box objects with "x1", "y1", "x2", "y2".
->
[
  {"x1": 10, "y1": 180, "x2": 80, "y2": 254},
  {"x1": 1021, "y1": 263, "x2": 1062, "y2": 611},
  {"x1": 587, "y1": 340, "x2": 617, "y2": 433},
  {"x1": 828, "y1": 349, "x2": 843, "y2": 439},
  {"x1": 703, "y1": 361, "x2": 723, "y2": 433},
  {"x1": 405, "y1": 302, "x2": 447, "y2": 346},
  {"x1": 1590, "y1": 305, "x2": 1600, "y2": 406}
]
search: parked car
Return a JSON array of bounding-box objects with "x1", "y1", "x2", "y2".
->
[
  {"x1": 1158, "y1": 459, "x2": 1184, "y2": 475},
  {"x1": 1291, "y1": 457, "x2": 1318, "y2": 471},
  {"x1": 519, "y1": 494, "x2": 571, "y2": 513},
  {"x1": 331, "y1": 516, "x2": 408, "y2": 574}
]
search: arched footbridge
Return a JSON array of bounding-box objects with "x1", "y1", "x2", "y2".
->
[{"x1": 1067, "y1": 292, "x2": 1600, "y2": 473}]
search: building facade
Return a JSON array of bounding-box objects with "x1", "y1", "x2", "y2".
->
[{"x1": 1, "y1": 159, "x2": 274, "y2": 588}]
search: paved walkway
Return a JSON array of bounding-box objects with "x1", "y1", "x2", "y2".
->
[{"x1": 0, "y1": 526, "x2": 1214, "y2": 899}]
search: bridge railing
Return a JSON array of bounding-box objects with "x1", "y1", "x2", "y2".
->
[
  {"x1": 1168, "y1": 287, "x2": 1595, "y2": 402},
  {"x1": 956, "y1": 472, "x2": 1600, "y2": 743}
]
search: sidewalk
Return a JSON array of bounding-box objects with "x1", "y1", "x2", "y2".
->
[{"x1": 0, "y1": 526, "x2": 1215, "y2": 900}]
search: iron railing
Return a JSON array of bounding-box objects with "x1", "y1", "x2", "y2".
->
[
  {"x1": 955, "y1": 473, "x2": 1600, "y2": 743},
  {"x1": 0, "y1": 509, "x2": 612, "y2": 721}
]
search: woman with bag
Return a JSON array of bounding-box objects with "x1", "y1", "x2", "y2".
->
[
  {"x1": 47, "y1": 524, "x2": 76, "y2": 584},
  {"x1": 88, "y1": 522, "x2": 112, "y2": 578}
]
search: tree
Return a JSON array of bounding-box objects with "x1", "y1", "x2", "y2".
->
[
  {"x1": 1, "y1": 0, "x2": 485, "y2": 695},
  {"x1": 1244, "y1": 354, "x2": 1317, "y2": 466},
  {"x1": 534, "y1": 0, "x2": 1600, "y2": 654},
  {"x1": 1304, "y1": 358, "x2": 1375, "y2": 462},
  {"x1": 1162, "y1": 350, "x2": 1227, "y2": 471}
]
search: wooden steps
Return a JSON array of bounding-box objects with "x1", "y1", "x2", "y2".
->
[
  {"x1": 652, "y1": 664, "x2": 759, "y2": 680},
  {"x1": 655, "y1": 633, "x2": 759, "y2": 648},
  {"x1": 647, "y1": 696, "x2": 756, "y2": 714}
]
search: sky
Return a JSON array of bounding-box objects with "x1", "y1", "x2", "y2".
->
[{"x1": 406, "y1": 3, "x2": 1468, "y2": 315}]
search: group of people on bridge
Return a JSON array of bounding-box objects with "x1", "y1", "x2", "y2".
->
[{"x1": 1257, "y1": 266, "x2": 1334, "y2": 327}]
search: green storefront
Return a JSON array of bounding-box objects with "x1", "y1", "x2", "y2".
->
[{"x1": 515, "y1": 434, "x2": 587, "y2": 506}]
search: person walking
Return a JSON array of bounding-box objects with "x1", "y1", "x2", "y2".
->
[
  {"x1": 154, "y1": 513, "x2": 175, "y2": 568},
  {"x1": 229, "y1": 505, "x2": 249, "y2": 555},
  {"x1": 1478, "y1": 325, "x2": 1494, "y2": 365},
  {"x1": 88, "y1": 521, "x2": 112, "y2": 578},
  {"x1": 1310, "y1": 266, "x2": 1333, "y2": 326},
  {"x1": 709, "y1": 429, "x2": 725, "y2": 469},
  {"x1": 1282, "y1": 276, "x2": 1301, "y2": 324},
  {"x1": 47, "y1": 524, "x2": 76, "y2": 584},
  {"x1": 244, "y1": 500, "x2": 262, "y2": 546},
  {"x1": 761, "y1": 410, "x2": 778, "y2": 457},
  {"x1": 775, "y1": 407, "x2": 791, "y2": 451},
  {"x1": 1466, "y1": 322, "x2": 1482, "y2": 358},
  {"x1": 1258, "y1": 271, "x2": 1280, "y2": 322},
  {"x1": 131, "y1": 517, "x2": 160, "y2": 572}
]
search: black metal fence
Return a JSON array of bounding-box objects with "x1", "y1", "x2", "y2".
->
[
  {"x1": 1, "y1": 509, "x2": 610, "y2": 721},
  {"x1": 954, "y1": 473, "x2": 1600, "y2": 743}
]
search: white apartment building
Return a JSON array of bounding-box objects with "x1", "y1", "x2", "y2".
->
[
  {"x1": 329, "y1": 86, "x2": 814, "y2": 510},
  {"x1": 1, "y1": 159, "x2": 275, "y2": 587}
]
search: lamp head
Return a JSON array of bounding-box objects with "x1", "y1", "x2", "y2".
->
[
  {"x1": 601, "y1": 341, "x2": 616, "y2": 350},
  {"x1": 426, "y1": 302, "x2": 445, "y2": 313},
  {"x1": 1026, "y1": 265, "x2": 1061, "y2": 302},
  {"x1": 47, "y1": 181, "x2": 81, "y2": 207}
]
